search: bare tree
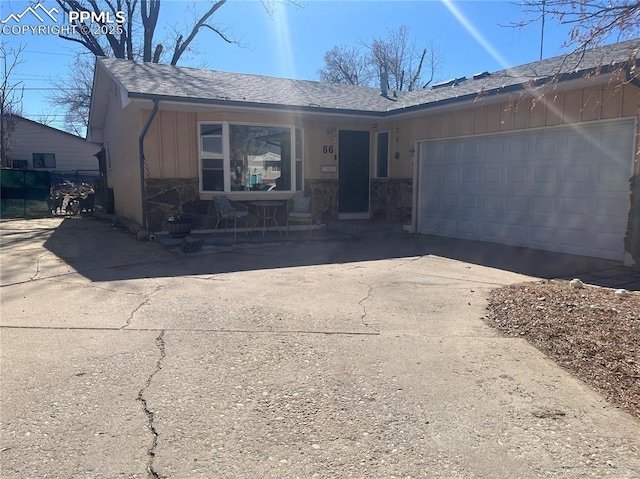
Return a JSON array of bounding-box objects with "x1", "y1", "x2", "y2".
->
[
  {"x1": 50, "y1": 54, "x2": 94, "y2": 136},
  {"x1": 1, "y1": 44, "x2": 26, "y2": 168},
  {"x1": 54, "y1": 0, "x2": 234, "y2": 64},
  {"x1": 34, "y1": 111, "x2": 57, "y2": 127},
  {"x1": 516, "y1": 0, "x2": 640, "y2": 51},
  {"x1": 52, "y1": 0, "x2": 298, "y2": 134},
  {"x1": 55, "y1": 0, "x2": 300, "y2": 65},
  {"x1": 318, "y1": 26, "x2": 442, "y2": 91},
  {"x1": 368, "y1": 26, "x2": 441, "y2": 91},
  {"x1": 318, "y1": 46, "x2": 372, "y2": 86}
]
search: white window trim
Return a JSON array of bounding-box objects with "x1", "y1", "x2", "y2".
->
[
  {"x1": 198, "y1": 122, "x2": 226, "y2": 193},
  {"x1": 295, "y1": 127, "x2": 304, "y2": 192},
  {"x1": 198, "y1": 121, "x2": 302, "y2": 195}
]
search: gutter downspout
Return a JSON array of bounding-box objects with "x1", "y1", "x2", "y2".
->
[{"x1": 138, "y1": 99, "x2": 159, "y2": 230}]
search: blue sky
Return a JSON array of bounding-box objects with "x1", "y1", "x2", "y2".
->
[{"x1": 1, "y1": 0, "x2": 577, "y2": 132}]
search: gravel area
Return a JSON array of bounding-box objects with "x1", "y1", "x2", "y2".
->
[{"x1": 485, "y1": 279, "x2": 640, "y2": 419}]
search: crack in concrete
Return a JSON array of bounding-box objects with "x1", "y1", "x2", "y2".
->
[
  {"x1": 138, "y1": 330, "x2": 166, "y2": 479},
  {"x1": 122, "y1": 286, "x2": 164, "y2": 330},
  {"x1": 1, "y1": 258, "x2": 178, "y2": 288},
  {"x1": 57, "y1": 280, "x2": 138, "y2": 295},
  {"x1": 389, "y1": 259, "x2": 509, "y2": 287},
  {"x1": 0, "y1": 324, "x2": 381, "y2": 335},
  {"x1": 30, "y1": 252, "x2": 50, "y2": 281},
  {"x1": 389, "y1": 255, "x2": 428, "y2": 271},
  {"x1": 358, "y1": 285, "x2": 374, "y2": 330}
]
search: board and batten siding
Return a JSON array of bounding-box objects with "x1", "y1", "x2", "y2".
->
[
  {"x1": 141, "y1": 110, "x2": 342, "y2": 182},
  {"x1": 137, "y1": 82, "x2": 640, "y2": 189},
  {"x1": 143, "y1": 111, "x2": 198, "y2": 179},
  {"x1": 397, "y1": 83, "x2": 640, "y2": 175},
  {"x1": 8, "y1": 118, "x2": 100, "y2": 171},
  {"x1": 102, "y1": 93, "x2": 146, "y2": 223}
]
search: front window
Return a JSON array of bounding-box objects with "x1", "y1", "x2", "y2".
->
[
  {"x1": 376, "y1": 132, "x2": 389, "y2": 178},
  {"x1": 200, "y1": 124, "x2": 224, "y2": 191},
  {"x1": 200, "y1": 122, "x2": 302, "y2": 194},
  {"x1": 33, "y1": 153, "x2": 56, "y2": 169},
  {"x1": 230, "y1": 125, "x2": 291, "y2": 191}
]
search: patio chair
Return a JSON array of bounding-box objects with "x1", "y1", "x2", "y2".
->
[
  {"x1": 287, "y1": 196, "x2": 313, "y2": 236},
  {"x1": 212, "y1": 195, "x2": 249, "y2": 239}
]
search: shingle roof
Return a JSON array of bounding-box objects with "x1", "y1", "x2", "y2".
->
[
  {"x1": 99, "y1": 39, "x2": 640, "y2": 116},
  {"x1": 100, "y1": 57, "x2": 396, "y2": 113},
  {"x1": 393, "y1": 39, "x2": 640, "y2": 113},
  {"x1": 5, "y1": 113, "x2": 96, "y2": 143}
]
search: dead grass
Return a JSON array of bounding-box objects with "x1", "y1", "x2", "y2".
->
[{"x1": 485, "y1": 280, "x2": 640, "y2": 419}]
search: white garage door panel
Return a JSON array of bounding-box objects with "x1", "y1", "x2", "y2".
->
[{"x1": 418, "y1": 119, "x2": 634, "y2": 260}]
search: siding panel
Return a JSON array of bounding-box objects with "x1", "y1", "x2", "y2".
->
[
  {"x1": 160, "y1": 112, "x2": 177, "y2": 178},
  {"x1": 8, "y1": 118, "x2": 99, "y2": 171},
  {"x1": 602, "y1": 86, "x2": 623, "y2": 119}
]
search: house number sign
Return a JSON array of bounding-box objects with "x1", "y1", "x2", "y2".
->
[{"x1": 322, "y1": 145, "x2": 334, "y2": 154}]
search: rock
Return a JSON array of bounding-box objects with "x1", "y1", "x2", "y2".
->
[
  {"x1": 569, "y1": 279, "x2": 585, "y2": 289},
  {"x1": 136, "y1": 230, "x2": 152, "y2": 241},
  {"x1": 614, "y1": 289, "x2": 629, "y2": 297},
  {"x1": 181, "y1": 235, "x2": 204, "y2": 254},
  {"x1": 128, "y1": 223, "x2": 142, "y2": 236}
]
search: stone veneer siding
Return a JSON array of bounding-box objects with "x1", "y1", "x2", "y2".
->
[
  {"x1": 305, "y1": 179, "x2": 339, "y2": 221},
  {"x1": 144, "y1": 177, "x2": 415, "y2": 232},
  {"x1": 370, "y1": 179, "x2": 413, "y2": 222},
  {"x1": 145, "y1": 178, "x2": 336, "y2": 232},
  {"x1": 305, "y1": 178, "x2": 413, "y2": 222},
  {"x1": 145, "y1": 178, "x2": 212, "y2": 232}
]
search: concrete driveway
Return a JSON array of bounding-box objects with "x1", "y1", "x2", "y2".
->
[{"x1": 1, "y1": 217, "x2": 639, "y2": 479}]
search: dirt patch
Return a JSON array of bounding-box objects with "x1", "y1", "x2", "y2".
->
[{"x1": 485, "y1": 280, "x2": 640, "y2": 419}]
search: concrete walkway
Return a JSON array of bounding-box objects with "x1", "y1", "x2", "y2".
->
[{"x1": 1, "y1": 217, "x2": 639, "y2": 478}]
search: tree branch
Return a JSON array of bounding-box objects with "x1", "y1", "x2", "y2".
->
[
  {"x1": 141, "y1": 0, "x2": 161, "y2": 62},
  {"x1": 409, "y1": 48, "x2": 427, "y2": 91},
  {"x1": 170, "y1": 0, "x2": 227, "y2": 65}
]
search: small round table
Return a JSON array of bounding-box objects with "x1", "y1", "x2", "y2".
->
[{"x1": 250, "y1": 201, "x2": 282, "y2": 236}]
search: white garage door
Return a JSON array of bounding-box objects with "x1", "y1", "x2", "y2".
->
[{"x1": 418, "y1": 118, "x2": 635, "y2": 260}]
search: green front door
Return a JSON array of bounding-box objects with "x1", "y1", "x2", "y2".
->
[{"x1": 338, "y1": 130, "x2": 370, "y2": 216}]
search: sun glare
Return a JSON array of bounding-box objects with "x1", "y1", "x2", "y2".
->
[
  {"x1": 272, "y1": 4, "x2": 296, "y2": 79},
  {"x1": 440, "y1": 0, "x2": 608, "y2": 157},
  {"x1": 440, "y1": 0, "x2": 510, "y2": 69}
]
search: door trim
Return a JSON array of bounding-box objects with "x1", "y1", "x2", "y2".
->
[{"x1": 338, "y1": 212, "x2": 370, "y2": 220}]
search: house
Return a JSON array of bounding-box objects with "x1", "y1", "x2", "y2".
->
[
  {"x1": 4, "y1": 114, "x2": 100, "y2": 173},
  {"x1": 88, "y1": 39, "x2": 640, "y2": 264}
]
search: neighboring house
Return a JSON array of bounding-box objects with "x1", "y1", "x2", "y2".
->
[
  {"x1": 246, "y1": 152, "x2": 283, "y2": 189},
  {"x1": 4, "y1": 114, "x2": 100, "y2": 172},
  {"x1": 88, "y1": 40, "x2": 640, "y2": 264}
]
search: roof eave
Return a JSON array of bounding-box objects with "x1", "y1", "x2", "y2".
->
[
  {"x1": 88, "y1": 57, "x2": 133, "y2": 137},
  {"x1": 126, "y1": 92, "x2": 388, "y2": 117},
  {"x1": 120, "y1": 58, "x2": 636, "y2": 120},
  {"x1": 6, "y1": 113, "x2": 97, "y2": 143},
  {"x1": 388, "y1": 61, "x2": 634, "y2": 118}
]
